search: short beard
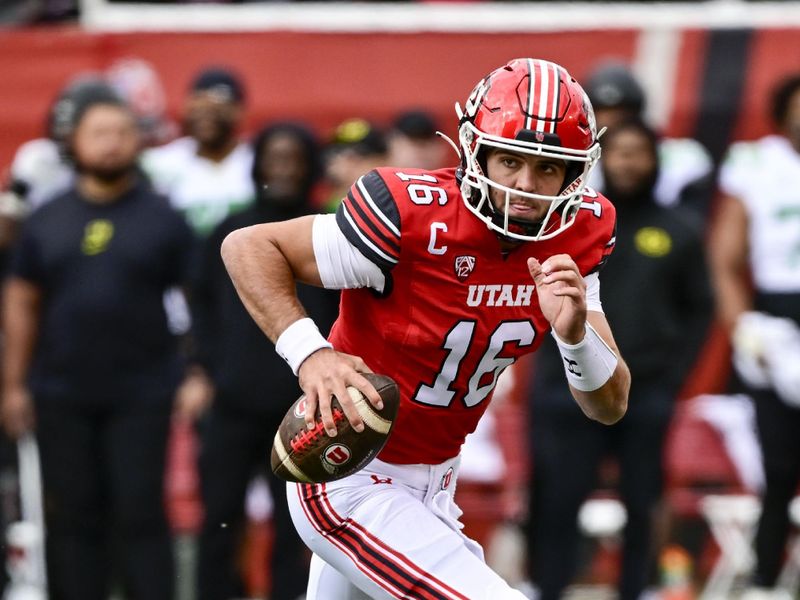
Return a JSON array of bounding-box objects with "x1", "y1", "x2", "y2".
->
[
  {"x1": 75, "y1": 160, "x2": 136, "y2": 185},
  {"x1": 603, "y1": 169, "x2": 659, "y2": 206},
  {"x1": 188, "y1": 119, "x2": 236, "y2": 152}
]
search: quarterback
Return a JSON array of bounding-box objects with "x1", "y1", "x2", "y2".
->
[{"x1": 222, "y1": 58, "x2": 630, "y2": 599}]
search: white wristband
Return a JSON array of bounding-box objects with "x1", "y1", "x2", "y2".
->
[
  {"x1": 552, "y1": 322, "x2": 618, "y2": 392},
  {"x1": 275, "y1": 318, "x2": 333, "y2": 376}
]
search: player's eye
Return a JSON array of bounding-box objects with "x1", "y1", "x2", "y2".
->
[
  {"x1": 539, "y1": 162, "x2": 563, "y2": 176},
  {"x1": 500, "y1": 156, "x2": 519, "y2": 168}
]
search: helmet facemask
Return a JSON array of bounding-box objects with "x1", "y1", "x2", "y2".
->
[{"x1": 458, "y1": 119, "x2": 600, "y2": 242}]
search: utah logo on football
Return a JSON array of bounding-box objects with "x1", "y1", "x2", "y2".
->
[{"x1": 321, "y1": 444, "x2": 352, "y2": 474}]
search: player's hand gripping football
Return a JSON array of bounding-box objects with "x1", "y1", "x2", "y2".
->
[
  {"x1": 527, "y1": 254, "x2": 587, "y2": 343},
  {"x1": 297, "y1": 349, "x2": 384, "y2": 437}
]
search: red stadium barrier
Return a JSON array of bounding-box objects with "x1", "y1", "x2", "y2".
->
[{"x1": 1, "y1": 26, "x2": 639, "y2": 172}]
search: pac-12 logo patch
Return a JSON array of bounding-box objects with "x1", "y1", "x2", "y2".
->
[
  {"x1": 454, "y1": 255, "x2": 476, "y2": 281},
  {"x1": 322, "y1": 444, "x2": 352, "y2": 467}
]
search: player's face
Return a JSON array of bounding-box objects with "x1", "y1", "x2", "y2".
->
[
  {"x1": 484, "y1": 149, "x2": 567, "y2": 222},
  {"x1": 601, "y1": 127, "x2": 657, "y2": 200},
  {"x1": 184, "y1": 91, "x2": 241, "y2": 149},
  {"x1": 72, "y1": 104, "x2": 141, "y2": 181},
  {"x1": 257, "y1": 132, "x2": 309, "y2": 201}
]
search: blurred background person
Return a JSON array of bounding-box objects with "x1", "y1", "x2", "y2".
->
[
  {"x1": 7, "y1": 59, "x2": 173, "y2": 220},
  {"x1": 191, "y1": 121, "x2": 339, "y2": 600},
  {"x1": 526, "y1": 118, "x2": 713, "y2": 600},
  {"x1": 0, "y1": 77, "x2": 118, "y2": 273},
  {"x1": 1, "y1": 59, "x2": 174, "y2": 265},
  {"x1": 320, "y1": 117, "x2": 387, "y2": 212},
  {"x1": 386, "y1": 108, "x2": 449, "y2": 171},
  {"x1": 585, "y1": 60, "x2": 715, "y2": 217},
  {"x1": 709, "y1": 73, "x2": 800, "y2": 599},
  {"x1": 0, "y1": 93, "x2": 207, "y2": 600},
  {"x1": 5, "y1": 76, "x2": 120, "y2": 216},
  {"x1": 141, "y1": 65, "x2": 254, "y2": 238}
]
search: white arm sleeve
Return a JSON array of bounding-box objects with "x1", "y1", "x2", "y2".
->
[
  {"x1": 585, "y1": 272, "x2": 603, "y2": 313},
  {"x1": 312, "y1": 213, "x2": 387, "y2": 292}
]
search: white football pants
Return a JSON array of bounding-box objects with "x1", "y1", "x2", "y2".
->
[{"x1": 287, "y1": 456, "x2": 527, "y2": 599}]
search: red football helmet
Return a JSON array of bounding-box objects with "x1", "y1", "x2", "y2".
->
[{"x1": 457, "y1": 58, "x2": 601, "y2": 241}]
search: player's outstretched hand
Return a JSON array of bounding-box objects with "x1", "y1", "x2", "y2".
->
[
  {"x1": 528, "y1": 255, "x2": 587, "y2": 343},
  {"x1": 297, "y1": 348, "x2": 384, "y2": 437}
]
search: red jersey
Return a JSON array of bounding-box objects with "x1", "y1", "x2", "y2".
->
[{"x1": 328, "y1": 167, "x2": 616, "y2": 464}]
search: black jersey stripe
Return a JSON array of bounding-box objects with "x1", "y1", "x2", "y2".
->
[
  {"x1": 335, "y1": 202, "x2": 398, "y2": 272},
  {"x1": 359, "y1": 170, "x2": 401, "y2": 235},
  {"x1": 347, "y1": 190, "x2": 401, "y2": 255}
]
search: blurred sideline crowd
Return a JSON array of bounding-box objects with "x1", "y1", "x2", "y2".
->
[{"x1": 0, "y1": 55, "x2": 798, "y2": 600}]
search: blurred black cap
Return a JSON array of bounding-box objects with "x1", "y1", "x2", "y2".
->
[
  {"x1": 190, "y1": 67, "x2": 245, "y2": 103},
  {"x1": 392, "y1": 109, "x2": 439, "y2": 140},
  {"x1": 328, "y1": 118, "x2": 387, "y2": 156},
  {"x1": 584, "y1": 61, "x2": 646, "y2": 114},
  {"x1": 49, "y1": 75, "x2": 124, "y2": 142}
]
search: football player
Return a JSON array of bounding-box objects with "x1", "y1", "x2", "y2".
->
[
  {"x1": 710, "y1": 72, "x2": 800, "y2": 598},
  {"x1": 222, "y1": 58, "x2": 630, "y2": 599}
]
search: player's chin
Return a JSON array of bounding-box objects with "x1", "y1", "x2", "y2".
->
[{"x1": 507, "y1": 205, "x2": 546, "y2": 223}]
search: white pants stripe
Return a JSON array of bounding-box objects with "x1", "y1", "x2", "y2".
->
[
  {"x1": 296, "y1": 482, "x2": 467, "y2": 600},
  {"x1": 287, "y1": 457, "x2": 528, "y2": 600}
]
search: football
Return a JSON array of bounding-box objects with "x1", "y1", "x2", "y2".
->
[{"x1": 271, "y1": 373, "x2": 400, "y2": 483}]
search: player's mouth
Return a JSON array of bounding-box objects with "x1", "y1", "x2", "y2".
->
[{"x1": 507, "y1": 200, "x2": 547, "y2": 220}]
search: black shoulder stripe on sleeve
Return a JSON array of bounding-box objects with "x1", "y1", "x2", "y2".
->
[{"x1": 334, "y1": 170, "x2": 401, "y2": 271}]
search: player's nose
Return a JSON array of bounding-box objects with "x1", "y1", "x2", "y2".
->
[{"x1": 515, "y1": 164, "x2": 537, "y2": 193}]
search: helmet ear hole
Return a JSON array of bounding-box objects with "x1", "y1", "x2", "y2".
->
[{"x1": 476, "y1": 147, "x2": 488, "y2": 176}]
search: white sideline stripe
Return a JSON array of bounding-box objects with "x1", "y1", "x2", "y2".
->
[
  {"x1": 348, "y1": 387, "x2": 392, "y2": 435},
  {"x1": 80, "y1": 1, "x2": 800, "y2": 33},
  {"x1": 634, "y1": 27, "x2": 682, "y2": 131},
  {"x1": 273, "y1": 432, "x2": 311, "y2": 483}
]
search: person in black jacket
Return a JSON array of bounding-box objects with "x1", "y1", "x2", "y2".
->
[
  {"x1": 0, "y1": 95, "x2": 204, "y2": 600},
  {"x1": 526, "y1": 118, "x2": 713, "y2": 600},
  {"x1": 193, "y1": 122, "x2": 339, "y2": 600}
]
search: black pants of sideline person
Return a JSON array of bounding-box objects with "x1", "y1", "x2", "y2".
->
[
  {"x1": 34, "y1": 391, "x2": 174, "y2": 600},
  {"x1": 750, "y1": 387, "x2": 800, "y2": 587},
  {"x1": 527, "y1": 383, "x2": 674, "y2": 600},
  {"x1": 197, "y1": 401, "x2": 308, "y2": 600}
]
